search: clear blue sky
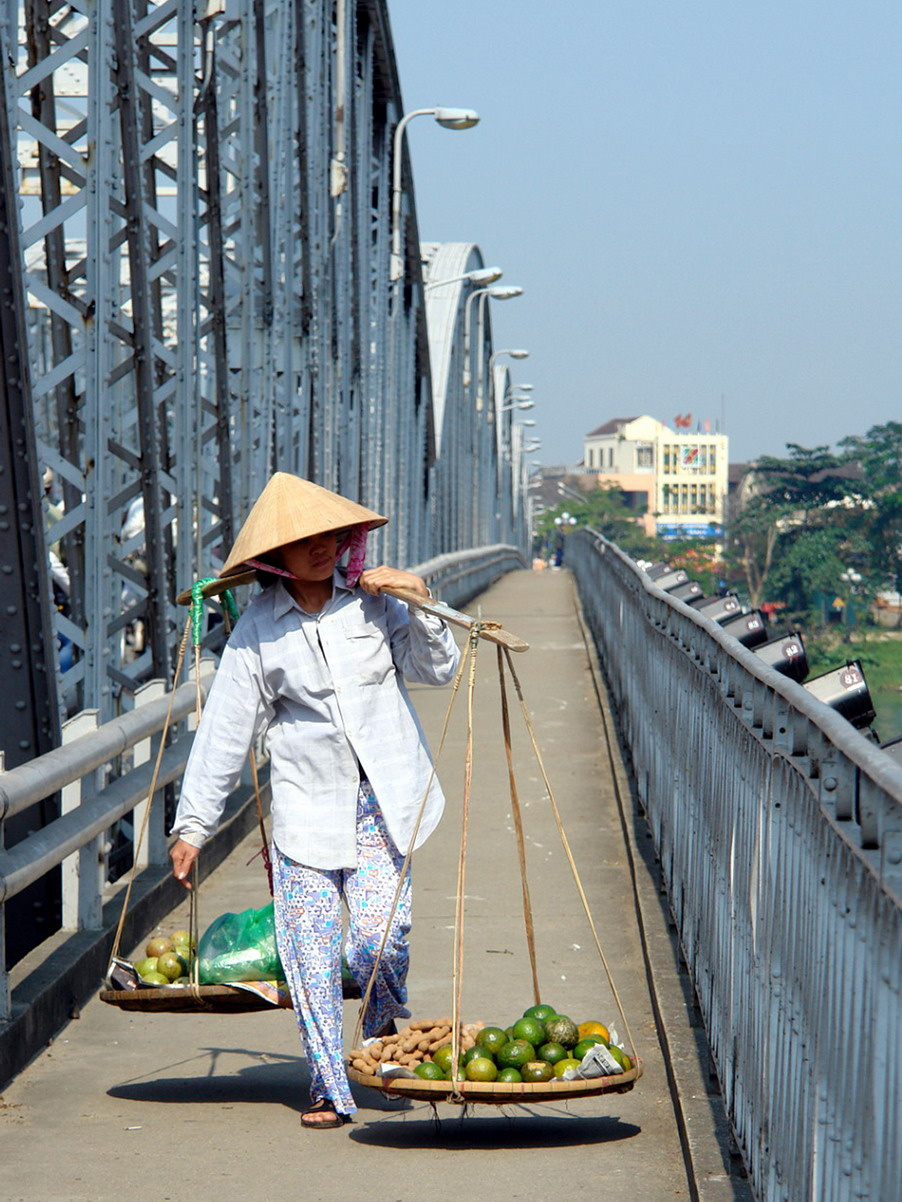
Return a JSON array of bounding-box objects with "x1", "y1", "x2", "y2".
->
[{"x1": 389, "y1": 0, "x2": 902, "y2": 467}]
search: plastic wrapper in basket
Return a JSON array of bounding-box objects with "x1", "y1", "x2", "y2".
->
[{"x1": 198, "y1": 901, "x2": 283, "y2": 984}]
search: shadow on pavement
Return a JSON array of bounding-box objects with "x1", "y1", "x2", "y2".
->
[
  {"x1": 107, "y1": 1050, "x2": 409, "y2": 1114},
  {"x1": 349, "y1": 1105, "x2": 641, "y2": 1149}
]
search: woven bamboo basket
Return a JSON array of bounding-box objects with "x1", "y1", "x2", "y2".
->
[
  {"x1": 346, "y1": 1060, "x2": 642, "y2": 1105},
  {"x1": 99, "y1": 969, "x2": 361, "y2": 1013},
  {"x1": 99, "y1": 983, "x2": 292, "y2": 1014}
]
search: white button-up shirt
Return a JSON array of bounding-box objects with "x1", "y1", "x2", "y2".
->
[{"x1": 172, "y1": 573, "x2": 460, "y2": 868}]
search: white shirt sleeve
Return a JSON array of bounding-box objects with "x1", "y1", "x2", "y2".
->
[{"x1": 171, "y1": 622, "x2": 274, "y2": 844}]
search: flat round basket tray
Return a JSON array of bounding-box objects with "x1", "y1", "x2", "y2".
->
[
  {"x1": 99, "y1": 983, "x2": 292, "y2": 1014},
  {"x1": 347, "y1": 1061, "x2": 642, "y2": 1105}
]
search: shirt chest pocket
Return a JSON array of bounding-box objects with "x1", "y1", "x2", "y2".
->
[{"x1": 343, "y1": 629, "x2": 395, "y2": 686}]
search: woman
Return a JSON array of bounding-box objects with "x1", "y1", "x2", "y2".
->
[{"x1": 169, "y1": 472, "x2": 460, "y2": 1128}]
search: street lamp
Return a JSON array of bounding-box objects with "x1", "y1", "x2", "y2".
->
[
  {"x1": 426, "y1": 265, "x2": 502, "y2": 290},
  {"x1": 488, "y1": 348, "x2": 529, "y2": 412},
  {"x1": 463, "y1": 286, "x2": 524, "y2": 391},
  {"x1": 840, "y1": 569, "x2": 863, "y2": 635},
  {"x1": 498, "y1": 400, "x2": 534, "y2": 412},
  {"x1": 488, "y1": 348, "x2": 529, "y2": 374},
  {"x1": 390, "y1": 107, "x2": 480, "y2": 282}
]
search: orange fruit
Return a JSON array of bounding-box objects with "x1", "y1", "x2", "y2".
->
[
  {"x1": 578, "y1": 1020, "x2": 610, "y2": 1042},
  {"x1": 553, "y1": 1058, "x2": 581, "y2": 1078},
  {"x1": 523, "y1": 1003, "x2": 557, "y2": 1023},
  {"x1": 497, "y1": 1039, "x2": 535, "y2": 1070},
  {"x1": 520, "y1": 1060, "x2": 554, "y2": 1082},
  {"x1": 463, "y1": 1044, "x2": 493, "y2": 1066},
  {"x1": 537, "y1": 1041, "x2": 568, "y2": 1066},
  {"x1": 573, "y1": 1036, "x2": 607, "y2": 1060},
  {"x1": 431, "y1": 1045, "x2": 456, "y2": 1075},
  {"x1": 465, "y1": 1057, "x2": 498, "y2": 1082},
  {"x1": 414, "y1": 1061, "x2": 444, "y2": 1080},
  {"x1": 511, "y1": 1016, "x2": 545, "y2": 1046},
  {"x1": 476, "y1": 1027, "x2": 508, "y2": 1057},
  {"x1": 496, "y1": 1067, "x2": 523, "y2": 1083},
  {"x1": 609, "y1": 1045, "x2": 633, "y2": 1072}
]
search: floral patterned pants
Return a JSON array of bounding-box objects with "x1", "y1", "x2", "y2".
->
[{"x1": 272, "y1": 781, "x2": 412, "y2": 1115}]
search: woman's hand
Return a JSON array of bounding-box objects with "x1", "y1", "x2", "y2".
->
[
  {"x1": 169, "y1": 839, "x2": 200, "y2": 890},
  {"x1": 358, "y1": 566, "x2": 430, "y2": 600}
]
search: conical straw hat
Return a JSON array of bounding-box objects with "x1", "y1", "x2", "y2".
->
[{"x1": 219, "y1": 473, "x2": 388, "y2": 580}]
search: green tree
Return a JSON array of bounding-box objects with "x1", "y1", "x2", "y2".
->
[
  {"x1": 534, "y1": 485, "x2": 655, "y2": 556},
  {"x1": 726, "y1": 444, "x2": 863, "y2": 613},
  {"x1": 838, "y1": 422, "x2": 902, "y2": 593}
]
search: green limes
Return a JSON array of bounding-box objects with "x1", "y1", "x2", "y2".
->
[
  {"x1": 465, "y1": 1057, "x2": 498, "y2": 1082},
  {"x1": 609, "y1": 1045, "x2": 633, "y2": 1072},
  {"x1": 139, "y1": 970, "x2": 169, "y2": 985},
  {"x1": 520, "y1": 1060, "x2": 554, "y2": 1082},
  {"x1": 414, "y1": 1061, "x2": 444, "y2": 1080},
  {"x1": 543, "y1": 1015, "x2": 579, "y2": 1049},
  {"x1": 553, "y1": 1058, "x2": 581, "y2": 1078},
  {"x1": 476, "y1": 1026, "x2": 509, "y2": 1057},
  {"x1": 496, "y1": 1067, "x2": 523, "y2": 1083},
  {"x1": 497, "y1": 1039, "x2": 535, "y2": 1070},
  {"x1": 431, "y1": 1045, "x2": 456, "y2": 1075},
  {"x1": 537, "y1": 1041, "x2": 568, "y2": 1066},
  {"x1": 463, "y1": 1044, "x2": 493, "y2": 1066},
  {"x1": 573, "y1": 1036, "x2": 607, "y2": 1060},
  {"x1": 511, "y1": 1016, "x2": 546, "y2": 1046},
  {"x1": 523, "y1": 1003, "x2": 557, "y2": 1024}
]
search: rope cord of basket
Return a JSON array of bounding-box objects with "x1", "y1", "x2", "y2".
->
[
  {"x1": 448, "y1": 626, "x2": 482, "y2": 1101},
  {"x1": 500, "y1": 645, "x2": 639, "y2": 1066},
  {"x1": 351, "y1": 630, "x2": 474, "y2": 1053},
  {"x1": 496, "y1": 644, "x2": 541, "y2": 1007},
  {"x1": 108, "y1": 579, "x2": 268, "y2": 971},
  {"x1": 109, "y1": 612, "x2": 193, "y2": 965},
  {"x1": 350, "y1": 626, "x2": 639, "y2": 1081}
]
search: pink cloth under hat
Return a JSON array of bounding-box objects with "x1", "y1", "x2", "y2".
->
[{"x1": 244, "y1": 522, "x2": 372, "y2": 587}]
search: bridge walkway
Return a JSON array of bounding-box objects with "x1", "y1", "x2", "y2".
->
[{"x1": 0, "y1": 569, "x2": 750, "y2": 1202}]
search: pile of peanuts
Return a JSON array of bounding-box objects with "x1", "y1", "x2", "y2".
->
[{"x1": 349, "y1": 1018, "x2": 486, "y2": 1075}]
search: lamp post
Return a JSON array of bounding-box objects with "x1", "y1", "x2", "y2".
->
[
  {"x1": 498, "y1": 400, "x2": 534, "y2": 412},
  {"x1": 463, "y1": 286, "x2": 524, "y2": 392},
  {"x1": 840, "y1": 568, "x2": 863, "y2": 637},
  {"x1": 390, "y1": 107, "x2": 479, "y2": 282},
  {"x1": 425, "y1": 265, "x2": 502, "y2": 290},
  {"x1": 552, "y1": 511, "x2": 577, "y2": 567},
  {"x1": 488, "y1": 348, "x2": 529, "y2": 414},
  {"x1": 488, "y1": 347, "x2": 529, "y2": 375}
]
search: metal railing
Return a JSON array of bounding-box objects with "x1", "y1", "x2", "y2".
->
[
  {"x1": 0, "y1": 548, "x2": 522, "y2": 1026},
  {"x1": 568, "y1": 528, "x2": 902, "y2": 1202}
]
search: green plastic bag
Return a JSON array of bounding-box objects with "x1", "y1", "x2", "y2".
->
[{"x1": 198, "y1": 901, "x2": 284, "y2": 984}]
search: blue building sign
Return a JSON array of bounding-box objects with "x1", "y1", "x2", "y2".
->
[{"x1": 656, "y1": 523, "x2": 723, "y2": 541}]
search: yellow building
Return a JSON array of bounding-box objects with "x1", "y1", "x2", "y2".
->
[{"x1": 583, "y1": 415, "x2": 729, "y2": 540}]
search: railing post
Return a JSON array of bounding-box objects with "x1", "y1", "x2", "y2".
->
[
  {"x1": 61, "y1": 710, "x2": 104, "y2": 930},
  {"x1": 131, "y1": 680, "x2": 169, "y2": 868}
]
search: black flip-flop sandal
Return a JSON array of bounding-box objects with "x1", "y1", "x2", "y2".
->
[{"x1": 300, "y1": 1099, "x2": 350, "y2": 1130}]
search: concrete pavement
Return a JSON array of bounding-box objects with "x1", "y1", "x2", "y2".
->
[{"x1": 0, "y1": 569, "x2": 749, "y2": 1202}]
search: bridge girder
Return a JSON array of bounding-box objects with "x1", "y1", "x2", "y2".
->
[{"x1": 1, "y1": 0, "x2": 527, "y2": 737}]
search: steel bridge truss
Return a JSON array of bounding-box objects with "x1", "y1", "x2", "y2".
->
[{"x1": 0, "y1": 0, "x2": 524, "y2": 739}]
